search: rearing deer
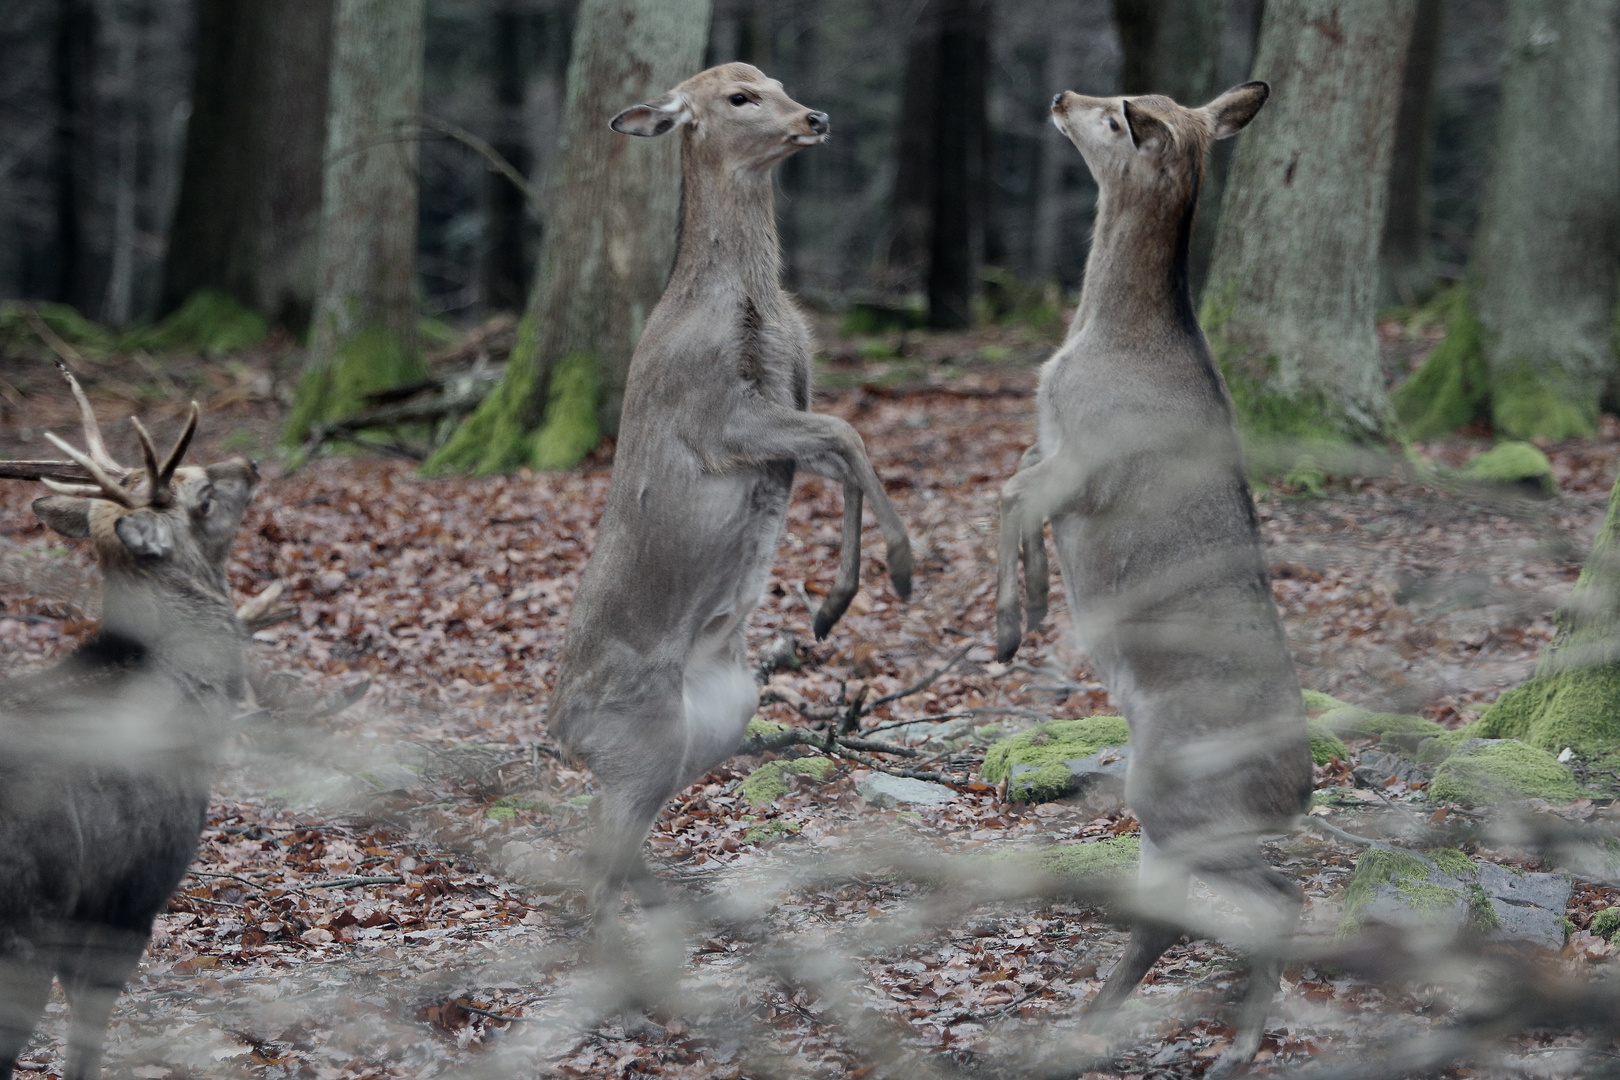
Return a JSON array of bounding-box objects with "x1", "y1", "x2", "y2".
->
[
  {"x1": 548, "y1": 63, "x2": 912, "y2": 901},
  {"x1": 0, "y1": 380, "x2": 260, "y2": 1080},
  {"x1": 995, "y1": 83, "x2": 1312, "y2": 1075}
]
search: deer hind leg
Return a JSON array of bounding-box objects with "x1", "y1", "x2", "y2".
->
[
  {"x1": 1082, "y1": 834, "x2": 1188, "y2": 1024},
  {"x1": 59, "y1": 925, "x2": 147, "y2": 1080},
  {"x1": 1203, "y1": 862, "x2": 1302, "y2": 1078},
  {"x1": 0, "y1": 949, "x2": 52, "y2": 1076},
  {"x1": 813, "y1": 482, "x2": 863, "y2": 640}
]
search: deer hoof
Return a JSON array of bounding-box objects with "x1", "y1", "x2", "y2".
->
[{"x1": 996, "y1": 607, "x2": 1022, "y2": 663}]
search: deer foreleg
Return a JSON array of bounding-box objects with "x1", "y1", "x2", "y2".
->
[
  {"x1": 721, "y1": 406, "x2": 912, "y2": 604},
  {"x1": 813, "y1": 482, "x2": 864, "y2": 640},
  {"x1": 1013, "y1": 445, "x2": 1049, "y2": 634},
  {"x1": 996, "y1": 452, "x2": 1081, "y2": 662}
]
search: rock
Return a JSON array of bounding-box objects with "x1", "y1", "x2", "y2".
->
[
  {"x1": 1352, "y1": 748, "x2": 1429, "y2": 789},
  {"x1": 1429, "y1": 738, "x2": 1580, "y2": 805},
  {"x1": 980, "y1": 716, "x2": 1130, "y2": 802},
  {"x1": 1340, "y1": 846, "x2": 1571, "y2": 949},
  {"x1": 1009, "y1": 746, "x2": 1128, "y2": 802},
  {"x1": 1462, "y1": 441, "x2": 1557, "y2": 497},
  {"x1": 856, "y1": 773, "x2": 956, "y2": 808}
]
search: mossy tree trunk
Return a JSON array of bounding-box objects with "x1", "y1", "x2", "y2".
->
[
  {"x1": 1378, "y1": 0, "x2": 1442, "y2": 307},
  {"x1": 1472, "y1": 469, "x2": 1620, "y2": 757},
  {"x1": 285, "y1": 0, "x2": 427, "y2": 446},
  {"x1": 1400, "y1": 0, "x2": 1620, "y2": 441},
  {"x1": 1202, "y1": 0, "x2": 1415, "y2": 442},
  {"x1": 423, "y1": 0, "x2": 711, "y2": 476}
]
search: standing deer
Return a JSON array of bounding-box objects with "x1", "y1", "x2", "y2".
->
[
  {"x1": 549, "y1": 63, "x2": 912, "y2": 904},
  {"x1": 0, "y1": 381, "x2": 260, "y2": 1080},
  {"x1": 995, "y1": 83, "x2": 1311, "y2": 1074}
]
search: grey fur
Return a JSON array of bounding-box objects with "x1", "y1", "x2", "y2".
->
[
  {"x1": 0, "y1": 408, "x2": 258, "y2": 1080},
  {"x1": 552, "y1": 64, "x2": 912, "y2": 901},
  {"x1": 997, "y1": 82, "x2": 1311, "y2": 1076}
]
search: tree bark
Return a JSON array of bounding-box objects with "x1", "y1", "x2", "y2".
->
[
  {"x1": 1466, "y1": 0, "x2": 1619, "y2": 439},
  {"x1": 1113, "y1": 0, "x2": 1226, "y2": 102},
  {"x1": 880, "y1": 5, "x2": 941, "y2": 298},
  {"x1": 258, "y1": 0, "x2": 334, "y2": 334},
  {"x1": 424, "y1": 0, "x2": 712, "y2": 475},
  {"x1": 1378, "y1": 0, "x2": 1442, "y2": 307},
  {"x1": 159, "y1": 0, "x2": 271, "y2": 319},
  {"x1": 481, "y1": 3, "x2": 533, "y2": 314},
  {"x1": 1203, "y1": 0, "x2": 1415, "y2": 442},
  {"x1": 53, "y1": 0, "x2": 98, "y2": 313},
  {"x1": 925, "y1": 0, "x2": 990, "y2": 330},
  {"x1": 286, "y1": 0, "x2": 428, "y2": 444}
]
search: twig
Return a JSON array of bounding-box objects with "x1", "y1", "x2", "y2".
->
[
  {"x1": 1302, "y1": 815, "x2": 1379, "y2": 849},
  {"x1": 188, "y1": 870, "x2": 280, "y2": 893},
  {"x1": 863, "y1": 705, "x2": 1047, "y2": 737},
  {"x1": 23, "y1": 304, "x2": 89, "y2": 370},
  {"x1": 418, "y1": 115, "x2": 544, "y2": 216},
  {"x1": 867, "y1": 644, "x2": 973, "y2": 709},
  {"x1": 455, "y1": 999, "x2": 535, "y2": 1024},
  {"x1": 310, "y1": 875, "x2": 405, "y2": 889}
]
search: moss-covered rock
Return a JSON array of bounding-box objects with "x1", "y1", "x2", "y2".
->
[
  {"x1": 1307, "y1": 720, "x2": 1348, "y2": 765},
  {"x1": 1429, "y1": 739, "x2": 1580, "y2": 805},
  {"x1": 1467, "y1": 669, "x2": 1620, "y2": 758},
  {"x1": 1302, "y1": 689, "x2": 1351, "y2": 714},
  {"x1": 1591, "y1": 907, "x2": 1620, "y2": 941},
  {"x1": 1392, "y1": 286, "x2": 1489, "y2": 439},
  {"x1": 746, "y1": 715, "x2": 787, "y2": 738},
  {"x1": 1462, "y1": 441, "x2": 1557, "y2": 497},
  {"x1": 1341, "y1": 847, "x2": 1453, "y2": 932},
  {"x1": 145, "y1": 290, "x2": 268, "y2": 354},
  {"x1": 980, "y1": 716, "x2": 1131, "y2": 784},
  {"x1": 741, "y1": 757, "x2": 835, "y2": 805}
]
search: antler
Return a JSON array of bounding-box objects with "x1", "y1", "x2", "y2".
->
[
  {"x1": 129, "y1": 403, "x2": 199, "y2": 508},
  {"x1": 41, "y1": 432, "x2": 137, "y2": 508},
  {"x1": 55, "y1": 360, "x2": 127, "y2": 479}
]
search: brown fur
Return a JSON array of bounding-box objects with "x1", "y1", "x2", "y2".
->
[
  {"x1": 995, "y1": 82, "x2": 1309, "y2": 1075},
  {"x1": 0, "y1": 402, "x2": 258, "y2": 1080},
  {"x1": 549, "y1": 65, "x2": 912, "y2": 905}
]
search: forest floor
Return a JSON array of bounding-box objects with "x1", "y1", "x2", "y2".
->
[{"x1": 2, "y1": 312, "x2": 1620, "y2": 1079}]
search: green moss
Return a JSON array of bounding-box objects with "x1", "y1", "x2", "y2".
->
[
  {"x1": 746, "y1": 716, "x2": 787, "y2": 738},
  {"x1": 1302, "y1": 689, "x2": 1351, "y2": 713},
  {"x1": 1395, "y1": 877, "x2": 1461, "y2": 912},
  {"x1": 422, "y1": 317, "x2": 544, "y2": 476},
  {"x1": 741, "y1": 819, "x2": 802, "y2": 844},
  {"x1": 1591, "y1": 907, "x2": 1620, "y2": 941},
  {"x1": 0, "y1": 300, "x2": 117, "y2": 352},
  {"x1": 1471, "y1": 667, "x2": 1620, "y2": 758},
  {"x1": 1426, "y1": 848, "x2": 1477, "y2": 879},
  {"x1": 1462, "y1": 441, "x2": 1557, "y2": 496},
  {"x1": 1319, "y1": 708, "x2": 1443, "y2": 743},
  {"x1": 1429, "y1": 740, "x2": 1580, "y2": 805},
  {"x1": 1492, "y1": 360, "x2": 1597, "y2": 441},
  {"x1": 979, "y1": 716, "x2": 1131, "y2": 784},
  {"x1": 1340, "y1": 847, "x2": 1438, "y2": 931},
  {"x1": 1035, "y1": 835, "x2": 1141, "y2": 878},
  {"x1": 1007, "y1": 763, "x2": 1077, "y2": 803},
  {"x1": 145, "y1": 290, "x2": 267, "y2": 354},
  {"x1": 1417, "y1": 722, "x2": 1483, "y2": 764},
  {"x1": 1307, "y1": 720, "x2": 1348, "y2": 765},
  {"x1": 740, "y1": 757, "x2": 835, "y2": 805},
  {"x1": 529, "y1": 350, "x2": 600, "y2": 470},
  {"x1": 1466, "y1": 883, "x2": 1500, "y2": 931},
  {"x1": 485, "y1": 795, "x2": 549, "y2": 821},
  {"x1": 285, "y1": 323, "x2": 425, "y2": 445},
  {"x1": 1393, "y1": 286, "x2": 1489, "y2": 439}
]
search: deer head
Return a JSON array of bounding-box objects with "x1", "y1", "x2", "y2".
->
[
  {"x1": 611, "y1": 62, "x2": 828, "y2": 171},
  {"x1": 13, "y1": 370, "x2": 259, "y2": 653}
]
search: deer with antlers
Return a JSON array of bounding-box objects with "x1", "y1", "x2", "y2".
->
[{"x1": 0, "y1": 374, "x2": 263, "y2": 1080}]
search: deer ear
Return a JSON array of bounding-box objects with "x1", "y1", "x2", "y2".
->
[
  {"x1": 114, "y1": 510, "x2": 173, "y2": 560},
  {"x1": 32, "y1": 495, "x2": 92, "y2": 538},
  {"x1": 610, "y1": 92, "x2": 692, "y2": 137},
  {"x1": 1201, "y1": 80, "x2": 1270, "y2": 140},
  {"x1": 1122, "y1": 99, "x2": 1172, "y2": 151}
]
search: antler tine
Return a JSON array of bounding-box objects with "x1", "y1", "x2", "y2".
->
[
  {"x1": 128, "y1": 417, "x2": 171, "y2": 508},
  {"x1": 158, "y1": 401, "x2": 200, "y2": 487},
  {"x1": 42, "y1": 432, "x2": 137, "y2": 508},
  {"x1": 54, "y1": 360, "x2": 127, "y2": 478}
]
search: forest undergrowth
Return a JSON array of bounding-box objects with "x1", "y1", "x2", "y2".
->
[{"x1": 3, "y1": 320, "x2": 1620, "y2": 1079}]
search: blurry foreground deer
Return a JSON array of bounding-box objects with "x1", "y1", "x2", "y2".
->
[
  {"x1": 0, "y1": 380, "x2": 260, "y2": 1080},
  {"x1": 996, "y1": 81, "x2": 1311, "y2": 1075},
  {"x1": 549, "y1": 64, "x2": 912, "y2": 913}
]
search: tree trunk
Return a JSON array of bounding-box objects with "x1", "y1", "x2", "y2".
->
[
  {"x1": 1378, "y1": 0, "x2": 1442, "y2": 307},
  {"x1": 159, "y1": 0, "x2": 270, "y2": 319},
  {"x1": 1113, "y1": 0, "x2": 1226, "y2": 102},
  {"x1": 285, "y1": 0, "x2": 427, "y2": 445},
  {"x1": 1203, "y1": 0, "x2": 1415, "y2": 442},
  {"x1": 424, "y1": 0, "x2": 712, "y2": 475},
  {"x1": 1427, "y1": 0, "x2": 1619, "y2": 441},
  {"x1": 925, "y1": 0, "x2": 990, "y2": 330},
  {"x1": 1464, "y1": 467, "x2": 1620, "y2": 756},
  {"x1": 53, "y1": 0, "x2": 98, "y2": 313},
  {"x1": 258, "y1": 0, "x2": 334, "y2": 334},
  {"x1": 481, "y1": 3, "x2": 533, "y2": 314},
  {"x1": 880, "y1": 5, "x2": 940, "y2": 298}
]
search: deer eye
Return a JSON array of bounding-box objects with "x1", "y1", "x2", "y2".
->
[
  {"x1": 1108, "y1": 117, "x2": 1120, "y2": 132},
  {"x1": 728, "y1": 93, "x2": 750, "y2": 106}
]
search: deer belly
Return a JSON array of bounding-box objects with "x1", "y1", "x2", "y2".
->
[{"x1": 680, "y1": 644, "x2": 757, "y2": 780}]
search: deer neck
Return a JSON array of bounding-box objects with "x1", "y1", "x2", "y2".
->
[
  {"x1": 668, "y1": 146, "x2": 784, "y2": 307},
  {"x1": 100, "y1": 571, "x2": 244, "y2": 693},
  {"x1": 1070, "y1": 182, "x2": 1200, "y2": 344}
]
